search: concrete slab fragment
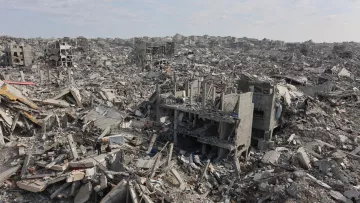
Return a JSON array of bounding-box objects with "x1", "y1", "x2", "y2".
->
[
  {"x1": 329, "y1": 190, "x2": 352, "y2": 203},
  {"x1": 69, "y1": 161, "x2": 95, "y2": 168},
  {"x1": 67, "y1": 134, "x2": 79, "y2": 160},
  {"x1": 136, "y1": 159, "x2": 155, "y2": 169},
  {"x1": 0, "y1": 165, "x2": 21, "y2": 183},
  {"x1": 66, "y1": 170, "x2": 85, "y2": 182},
  {"x1": 74, "y1": 182, "x2": 92, "y2": 203},
  {"x1": 170, "y1": 168, "x2": 186, "y2": 190},
  {"x1": 297, "y1": 147, "x2": 311, "y2": 169},
  {"x1": 262, "y1": 150, "x2": 280, "y2": 164},
  {"x1": 17, "y1": 179, "x2": 47, "y2": 192},
  {"x1": 100, "y1": 180, "x2": 127, "y2": 203},
  {"x1": 42, "y1": 99, "x2": 70, "y2": 108}
]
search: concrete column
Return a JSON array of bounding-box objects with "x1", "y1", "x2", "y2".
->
[
  {"x1": 40, "y1": 70, "x2": 44, "y2": 85},
  {"x1": 68, "y1": 68, "x2": 72, "y2": 85},
  {"x1": 0, "y1": 124, "x2": 5, "y2": 145},
  {"x1": 20, "y1": 71, "x2": 25, "y2": 82},
  {"x1": 156, "y1": 84, "x2": 160, "y2": 125},
  {"x1": 189, "y1": 84, "x2": 193, "y2": 105},
  {"x1": 173, "y1": 110, "x2": 178, "y2": 145},
  {"x1": 166, "y1": 143, "x2": 174, "y2": 167},
  {"x1": 202, "y1": 83, "x2": 207, "y2": 109},
  {"x1": 185, "y1": 80, "x2": 190, "y2": 97},
  {"x1": 237, "y1": 94, "x2": 241, "y2": 115},
  {"x1": 212, "y1": 86, "x2": 216, "y2": 103},
  {"x1": 173, "y1": 72, "x2": 177, "y2": 96},
  {"x1": 147, "y1": 134, "x2": 158, "y2": 153},
  {"x1": 47, "y1": 69, "x2": 51, "y2": 84},
  {"x1": 221, "y1": 93, "x2": 225, "y2": 111},
  {"x1": 216, "y1": 122, "x2": 226, "y2": 161},
  {"x1": 198, "y1": 80, "x2": 201, "y2": 96},
  {"x1": 233, "y1": 148, "x2": 241, "y2": 180}
]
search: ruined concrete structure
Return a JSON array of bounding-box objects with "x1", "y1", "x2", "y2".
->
[
  {"x1": 152, "y1": 76, "x2": 254, "y2": 160},
  {"x1": 238, "y1": 79, "x2": 279, "y2": 146},
  {"x1": 3, "y1": 43, "x2": 32, "y2": 66},
  {"x1": 45, "y1": 41, "x2": 73, "y2": 67},
  {"x1": 133, "y1": 38, "x2": 175, "y2": 65}
]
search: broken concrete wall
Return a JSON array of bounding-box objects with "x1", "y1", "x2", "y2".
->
[
  {"x1": 223, "y1": 94, "x2": 239, "y2": 112},
  {"x1": 250, "y1": 85, "x2": 278, "y2": 141},
  {"x1": 236, "y1": 92, "x2": 254, "y2": 150}
]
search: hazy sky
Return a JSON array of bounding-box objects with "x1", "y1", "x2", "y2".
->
[{"x1": 0, "y1": 0, "x2": 359, "y2": 42}]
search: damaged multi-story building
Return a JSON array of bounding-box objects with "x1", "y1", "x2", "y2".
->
[
  {"x1": 150, "y1": 76, "x2": 254, "y2": 162},
  {"x1": 238, "y1": 78, "x2": 282, "y2": 149},
  {"x1": 45, "y1": 41, "x2": 73, "y2": 67},
  {"x1": 2, "y1": 43, "x2": 33, "y2": 66},
  {"x1": 133, "y1": 38, "x2": 175, "y2": 66}
]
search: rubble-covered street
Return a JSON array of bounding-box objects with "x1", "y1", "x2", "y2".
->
[{"x1": 0, "y1": 35, "x2": 360, "y2": 203}]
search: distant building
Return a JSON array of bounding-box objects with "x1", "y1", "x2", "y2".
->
[
  {"x1": 238, "y1": 79, "x2": 279, "y2": 148},
  {"x1": 133, "y1": 38, "x2": 175, "y2": 66},
  {"x1": 45, "y1": 41, "x2": 73, "y2": 67},
  {"x1": 3, "y1": 43, "x2": 33, "y2": 66}
]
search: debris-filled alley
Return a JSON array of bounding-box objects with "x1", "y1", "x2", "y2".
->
[{"x1": 0, "y1": 35, "x2": 360, "y2": 203}]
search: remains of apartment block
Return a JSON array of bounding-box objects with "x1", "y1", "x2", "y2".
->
[
  {"x1": 151, "y1": 76, "x2": 254, "y2": 161},
  {"x1": 238, "y1": 78, "x2": 281, "y2": 148},
  {"x1": 3, "y1": 43, "x2": 33, "y2": 66},
  {"x1": 133, "y1": 38, "x2": 175, "y2": 66},
  {"x1": 45, "y1": 41, "x2": 73, "y2": 67}
]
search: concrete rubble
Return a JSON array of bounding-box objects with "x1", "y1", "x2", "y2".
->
[{"x1": 0, "y1": 35, "x2": 359, "y2": 202}]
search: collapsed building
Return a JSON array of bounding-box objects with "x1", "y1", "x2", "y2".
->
[
  {"x1": 238, "y1": 79, "x2": 280, "y2": 148},
  {"x1": 150, "y1": 76, "x2": 254, "y2": 164},
  {"x1": 2, "y1": 43, "x2": 33, "y2": 66},
  {"x1": 45, "y1": 41, "x2": 73, "y2": 67},
  {"x1": 133, "y1": 38, "x2": 175, "y2": 66}
]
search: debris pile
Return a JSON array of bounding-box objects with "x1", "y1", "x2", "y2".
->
[{"x1": 0, "y1": 35, "x2": 360, "y2": 203}]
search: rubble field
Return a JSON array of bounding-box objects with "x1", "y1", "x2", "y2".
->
[{"x1": 0, "y1": 35, "x2": 360, "y2": 203}]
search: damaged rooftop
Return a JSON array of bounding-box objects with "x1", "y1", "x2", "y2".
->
[{"x1": 0, "y1": 35, "x2": 359, "y2": 203}]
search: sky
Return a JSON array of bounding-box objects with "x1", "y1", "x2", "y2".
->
[{"x1": 0, "y1": 0, "x2": 359, "y2": 42}]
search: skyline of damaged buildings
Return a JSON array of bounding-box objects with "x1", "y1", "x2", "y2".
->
[
  {"x1": 148, "y1": 72, "x2": 284, "y2": 163},
  {"x1": 0, "y1": 34, "x2": 359, "y2": 202},
  {"x1": 45, "y1": 41, "x2": 74, "y2": 67},
  {"x1": 2, "y1": 42, "x2": 33, "y2": 66}
]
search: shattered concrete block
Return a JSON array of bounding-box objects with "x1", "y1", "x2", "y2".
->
[
  {"x1": 262, "y1": 150, "x2": 280, "y2": 164},
  {"x1": 17, "y1": 179, "x2": 47, "y2": 192},
  {"x1": 50, "y1": 163, "x2": 69, "y2": 172},
  {"x1": 297, "y1": 147, "x2": 311, "y2": 169},
  {"x1": 67, "y1": 134, "x2": 79, "y2": 160},
  {"x1": 69, "y1": 161, "x2": 95, "y2": 168},
  {"x1": 287, "y1": 134, "x2": 296, "y2": 144},
  {"x1": 286, "y1": 183, "x2": 298, "y2": 198},
  {"x1": 42, "y1": 99, "x2": 70, "y2": 108},
  {"x1": 50, "y1": 182, "x2": 71, "y2": 199},
  {"x1": 70, "y1": 181, "x2": 81, "y2": 196},
  {"x1": 85, "y1": 167, "x2": 95, "y2": 179},
  {"x1": 66, "y1": 170, "x2": 85, "y2": 182},
  {"x1": 170, "y1": 168, "x2": 186, "y2": 190},
  {"x1": 70, "y1": 87, "x2": 83, "y2": 107},
  {"x1": 74, "y1": 182, "x2": 92, "y2": 203},
  {"x1": 0, "y1": 165, "x2": 21, "y2": 183},
  {"x1": 136, "y1": 159, "x2": 155, "y2": 169},
  {"x1": 100, "y1": 180, "x2": 127, "y2": 203},
  {"x1": 18, "y1": 147, "x2": 25, "y2": 156},
  {"x1": 329, "y1": 190, "x2": 352, "y2": 203},
  {"x1": 344, "y1": 189, "x2": 360, "y2": 200}
]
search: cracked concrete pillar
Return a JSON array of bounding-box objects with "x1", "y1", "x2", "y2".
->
[
  {"x1": 173, "y1": 110, "x2": 178, "y2": 145},
  {"x1": 156, "y1": 84, "x2": 160, "y2": 125},
  {"x1": 202, "y1": 82, "x2": 207, "y2": 109}
]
